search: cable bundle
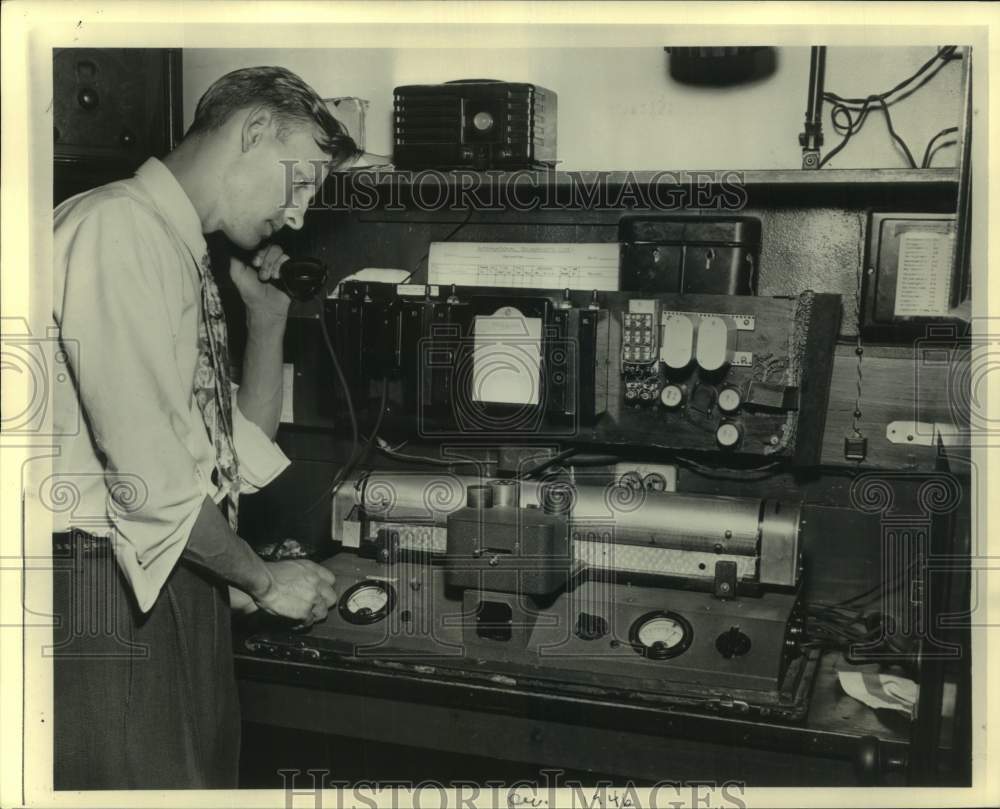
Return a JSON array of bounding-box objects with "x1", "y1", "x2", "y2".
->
[
  {"x1": 804, "y1": 559, "x2": 921, "y2": 661},
  {"x1": 820, "y1": 46, "x2": 960, "y2": 169}
]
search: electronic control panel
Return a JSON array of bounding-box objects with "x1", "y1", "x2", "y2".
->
[
  {"x1": 245, "y1": 478, "x2": 817, "y2": 720},
  {"x1": 328, "y1": 283, "x2": 840, "y2": 464}
]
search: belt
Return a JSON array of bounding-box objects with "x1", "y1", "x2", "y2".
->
[{"x1": 53, "y1": 497, "x2": 229, "y2": 557}]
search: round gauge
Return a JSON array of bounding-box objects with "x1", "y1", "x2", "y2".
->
[
  {"x1": 629, "y1": 611, "x2": 693, "y2": 660},
  {"x1": 472, "y1": 111, "x2": 495, "y2": 131},
  {"x1": 716, "y1": 422, "x2": 742, "y2": 448},
  {"x1": 338, "y1": 580, "x2": 397, "y2": 625},
  {"x1": 718, "y1": 387, "x2": 742, "y2": 413},
  {"x1": 642, "y1": 472, "x2": 668, "y2": 492},
  {"x1": 619, "y1": 470, "x2": 645, "y2": 491},
  {"x1": 660, "y1": 384, "x2": 683, "y2": 409}
]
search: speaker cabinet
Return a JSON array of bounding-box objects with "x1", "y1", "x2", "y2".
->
[{"x1": 53, "y1": 48, "x2": 182, "y2": 204}]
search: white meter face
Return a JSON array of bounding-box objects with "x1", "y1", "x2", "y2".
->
[
  {"x1": 637, "y1": 616, "x2": 687, "y2": 649},
  {"x1": 630, "y1": 611, "x2": 693, "y2": 660},
  {"x1": 340, "y1": 581, "x2": 396, "y2": 624},
  {"x1": 347, "y1": 586, "x2": 389, "y2": 615}
]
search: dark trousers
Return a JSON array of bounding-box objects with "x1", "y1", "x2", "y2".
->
[{"x1": 52, "y1": 531, "x2": 241, "y2": 789}]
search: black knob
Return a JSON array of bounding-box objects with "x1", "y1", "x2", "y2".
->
[
  {"x1": 855, "y1": 736, "x2": 881, "y2": 785},
  {"x1": 854, "y1": 735, "x2": 907, "y2": 785},
  {"x1": 77, "y1": 87, "x2": 99, "y2": 110},
  {"x1": 119, "y1": 128, "x2": 136, "y2": 147},
  {"x1": 715, "y1": 627, "x2": 752, "y2": 659},
  {"x1": 575, "y1": 612, "x2": 609, "y2": 641}
]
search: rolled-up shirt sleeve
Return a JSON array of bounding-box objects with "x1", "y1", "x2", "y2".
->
[
  {"x1": 57, "y1": 199, "x2": 205, "y2": 612},
  {"x1": 231, "y1": 390, "x2": 290, "y2": 493}
]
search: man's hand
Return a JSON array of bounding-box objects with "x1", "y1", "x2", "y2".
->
[
  {"x1": 230, "y1": 245, "x2": 292, "y2": 319},
  {"x1": 228, "y1": 586, "x2": 259, "y2": 615},
  {"x1": 252, "y1": 559, "x2": 338, "y2": 625}
]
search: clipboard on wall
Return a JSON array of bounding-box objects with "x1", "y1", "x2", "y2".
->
[{"x1": 859, "y1": 47, "x2": 973, "y2": 343}]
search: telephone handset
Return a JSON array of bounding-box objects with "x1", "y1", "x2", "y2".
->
[{"x1": 269, "y1": 257, "x2": 328, "y2": 301}]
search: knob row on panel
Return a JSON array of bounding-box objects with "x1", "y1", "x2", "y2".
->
[{"x1": 660, "y1": 384, "x2": 743, "y2": 413}]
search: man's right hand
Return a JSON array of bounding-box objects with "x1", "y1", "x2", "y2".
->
[{"x1": 252, "y1": 559, "x2": 338, "y2": 625}]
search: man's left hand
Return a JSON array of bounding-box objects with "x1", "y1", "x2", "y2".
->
[{"x1": 230, "y1": 245, "x2": 292, "y2": 319}]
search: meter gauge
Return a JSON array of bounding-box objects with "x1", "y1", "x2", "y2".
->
[
  {"x1": 339, "y1": 580, "x2": 397, "y2": 625},
  {"x1": 629, "y1": 611, "x2": 693, "y2": 660}
]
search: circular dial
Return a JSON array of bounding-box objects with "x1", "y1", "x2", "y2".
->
[
  {"x1": 472, "y1": 111, "x2": 495, "y2": 131},
  {"x1": 575, "y1": 612, "x2": 609, "y2": 641},
  {"x1": 718, "y1": 387, "x2": 742, "y2": 413},
  {"x1": 716, "y1": 422, "x2": 742, "y2": 448},
  {"x1": 339, "y1": 580, "x2": 397, "y2": 625},
  {"x1": 348, "y1": 586, "x2": 388, "y2": 614},
  {"x1": 715, "y1": 627, "x2": 752, "y2": 659},
  {"x1": 619, "y1": 470, "x2": 645, "y2": 491},
  {"x1": 660, "y1": 384, "x2": 683, "y2": 408},
  {"x1": 629, "y1": 611, "x2": 693, "y2": 660},
  {"x1": 638, "y1": 617, "x2": 686, "y2": 647}
]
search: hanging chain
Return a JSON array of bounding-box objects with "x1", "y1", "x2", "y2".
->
[{"x1": 851, "y1": 217, "x2": 865, "y2": 436}]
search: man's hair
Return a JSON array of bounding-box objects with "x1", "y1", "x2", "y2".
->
[{"x1": 187, "y1": 66, "x2": 361, "y2": 167}]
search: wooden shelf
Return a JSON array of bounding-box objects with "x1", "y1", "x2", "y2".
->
[
  {"x1": 312, "y1": 167, "x2": 959, "y2": 215},
  {"x1": 331, "y1": 167, "x2": 958, "y2": 188}
]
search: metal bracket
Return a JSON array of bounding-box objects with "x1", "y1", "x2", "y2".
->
[
  {"x1": 662, "y1": 311, "x2": 756, "y2": 331},
  {"x1": 707, "y1": 696, "x2": 751, "y2": 713},
  {"x1": 886, "y1": 421, "x2": 960, "y2": 447},
  {"x1": 713, "y1": 560, "x2": 738, "y2": 598}
]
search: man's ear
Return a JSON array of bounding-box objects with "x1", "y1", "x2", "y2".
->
[{"x1": 241, "y1": 105, "x2": 274, "y2": 153}]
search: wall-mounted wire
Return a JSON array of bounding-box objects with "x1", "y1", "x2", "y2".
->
[
  {"x1": 876, "y1": 98, "x2": 918, "y2": 168},
  {"x1": 921, "y1": 126, "x2": 959, "y2": 168},
  {"x1": 302, "y1": 376, "x2": 389, "y2": 514},
  {"x1": 850, "y1": 216, "x2": 865, "y2": 441},
  {"x1": 673, "y1": 454, "x2": 787, "y2": 481},
  {"x1": 818, "y1": 46, "x2": 958, "y2": 169},
  {"x1": 374, "y1": 440, "x2": 492, "y2": 470}
]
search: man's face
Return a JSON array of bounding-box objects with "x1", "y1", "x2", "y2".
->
[{"x1": 224, "y1": 120, "x2": 329, "y2": 250}]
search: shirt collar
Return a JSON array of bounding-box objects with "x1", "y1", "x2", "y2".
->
[{"x1": 134, "y1": 157, "x2": 208, "y2": 261}]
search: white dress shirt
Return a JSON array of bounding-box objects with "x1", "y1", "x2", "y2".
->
[{"x1": 52, "y1": 157, "x2": 290, "y2": 613}]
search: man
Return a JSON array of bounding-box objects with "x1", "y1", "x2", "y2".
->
[{"x1": 51, "y1": 66, "x2": 357, "y2": 789}]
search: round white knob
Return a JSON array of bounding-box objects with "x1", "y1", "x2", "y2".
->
[
  {"x1": 473, "y1": 111, "x2": 495, "y2": 131},
  {"x1": 716, "y1": 422, "x2": 741, "y2": 448},
  {"x1": 718, "y1": 387, "x2": 742, "y2": 413},
  {"x1": 660, "y1": 385, "x2": 683, "y2": 408}
]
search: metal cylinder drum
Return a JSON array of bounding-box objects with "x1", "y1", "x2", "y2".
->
[
  {"x1": 488, "y1": 479, "x2": 520, "y2": 508},
  {"x1": 342, "y1": 472, "x2": 801, "y2": 581},
  {"x1": 466, "y1": 484, "x2": 493, "y2": 509}
]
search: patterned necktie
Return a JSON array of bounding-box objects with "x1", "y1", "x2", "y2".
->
[{"x1": 193, "y1": 253, "x2": 240, "y2": 530}]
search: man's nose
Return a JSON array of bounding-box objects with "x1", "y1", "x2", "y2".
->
[{"x1": 283, "y1": 208, "x2": 305, "y2": 231}]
